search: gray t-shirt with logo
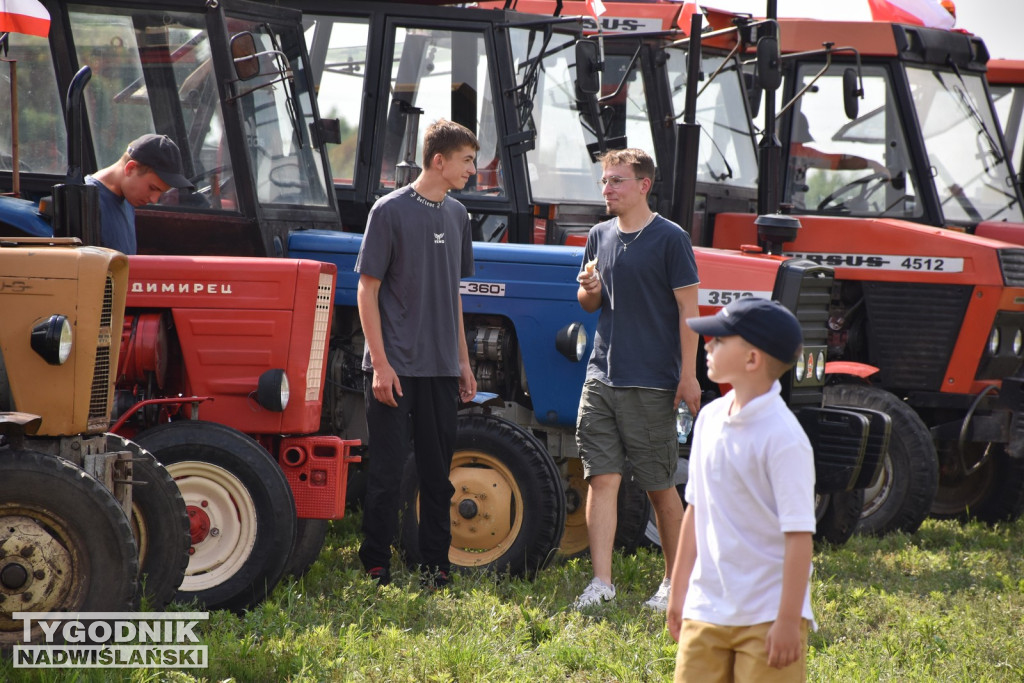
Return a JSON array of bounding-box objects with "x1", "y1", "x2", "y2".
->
[{"x1": 356, "y1": 185, "x2": 474, "y2": 377}]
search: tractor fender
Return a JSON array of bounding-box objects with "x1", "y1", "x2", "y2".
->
[{"x1": 825, "y1": 360, "x2": 879, "y2": 380}]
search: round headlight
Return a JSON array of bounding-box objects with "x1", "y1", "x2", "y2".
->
[
  {"x1": 31, "y1": 315, "x2": 73, "y2": 365},
  {"x1": 794, "y1": 353, "x2": 806, "y2": 381},
  {"x1": 1014, "y1": 329, "x2": 1023, "y2": 357},
  {"x1": 257, "y1": 369, "x2": 290, "y2": 411},
  {"x1": 815, "y1": 350, "x2": 826, "y2": 381},
  {"x1": 556, "y1": 322, "x2": 588, "y2": 362},
  {"x1": 988, "y1": 327, "x2": 1001, "y2": 355}
]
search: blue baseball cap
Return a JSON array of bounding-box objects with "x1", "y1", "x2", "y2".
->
[{"x1": 687, "y1": 297, "x2": 803, "y2": 363}]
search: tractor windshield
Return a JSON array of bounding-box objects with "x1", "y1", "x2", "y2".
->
[
  {"x1": 781, "y1": 62, "x2": 921, "y2": 219},
  {"x1": 906, "y1": 66, "x2": 1024, "y2": 225},
  {"x1": 67, "y1": 5, "x2": 331, "y2": 212},
  {"x1": 664, "y1": 47, "x2": 759, "y2": 189},
  {"x1": 991, "y1": 83, "x2": 1024, "y2": 184},
  {"x1": 509, "y1": 27, "x2": 603, "y2": 204}
]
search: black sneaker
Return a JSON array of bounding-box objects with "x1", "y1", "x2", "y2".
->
[{"x1": 367, "y1": 566, "x2": 391, "y2": 586}]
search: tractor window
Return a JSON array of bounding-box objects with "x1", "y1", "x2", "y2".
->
[
  {"x1": 68, "y1": 6, "x2": 238, "y2": 210},
  {"x1": 784, "y1": 64, "x2": 920, "y2": 219},
  {"x1": 509, "y1": 27, "x2": 602, "y2": 204},
  {"x1": 991, "y1": 84, "x2": 1024, "y2": 189},
  {"x1": 0, "y1": 33, "x2": 66, "y2": 177},
  {"x1": 303, "y1": 16, "x2": 370, "y2": 187},
  {"x1": 665, "y1": 49, "x2": 759, "y2": 189},
  {"x1": 601, "y1": 53, "x2": 655, "y2": 159},
  {"x1": 379, "y1": 26, "x2": 504, "y2": 198},
  {"x1": 226, "y1": 19, "x2": 331, "y2": 209},
  {"x1": 907, "y1": 67, "x2": 1024, "y2": 225}
]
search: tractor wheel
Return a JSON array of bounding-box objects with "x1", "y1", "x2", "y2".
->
[
  {"x1": 106, "y1": 434, "x2": 190, "y2": 609},
  {"x1": 931, "y1": 444, "x2": 1024, "y2": 524},
  {"x1": 0, "y1": 449, "x2": 137, "y2": 648},
  {"x1": 399, "y1": 414, "x2": 565, "y2": 578},
  {"x1": 813, "y1": 490, "x2": 864, "y2": 546},
  {"x1": 824, "y1": 384, "x2": 938, "y2": 535},
  {"x1": 283, "y1": 519, "x2": 330, "y2": 578},
  {"x1": 134, "y1": 421, "x2": 297, "y2": 611},
  {"x1": 556, "y1": 459, "x2": 650, "y2": 559}
]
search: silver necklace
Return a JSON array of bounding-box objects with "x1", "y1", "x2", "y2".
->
[{"x1": 616, "y1": 212, "x2": 657, "y2": 250}]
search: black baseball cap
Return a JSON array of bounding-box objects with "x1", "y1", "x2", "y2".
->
[
  {"x1": 127, "y1": 134, "x2": 194, "y2": 190},
  {"x1": 687, "y1": 297, "x2": 803, "y2": 363}
]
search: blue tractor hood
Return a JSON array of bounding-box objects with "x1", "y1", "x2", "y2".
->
[{"x1": 0, "y1": 195, "x2": 54, "y2": 238}]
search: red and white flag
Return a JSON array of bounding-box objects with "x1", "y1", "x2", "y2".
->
[
  {"x1": 586, "y1": 0, "x2": 606, "y2": 19},
  {"x1": 867, "y1": 0, "x2": 955, "y2": 30},
  {"x1": 0, "y1": 0, "x2": 50, "y2": 37},
  {"x1": 677, "y1": 1, "x2": 703, "y2": 33}
]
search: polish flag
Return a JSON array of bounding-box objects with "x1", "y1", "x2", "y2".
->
[
  {"x1": 677, "y1": 2, "x2": 703, "y2": 33},
  {"x1": 0, "y1": 0, "x2": 50, "y2": 37},
  {"x1": 867, "y1": 0, "x2": 955, "y2": 30},
  {"x1": 586, "y1": 0, "x2": 606, "y2": 19}
]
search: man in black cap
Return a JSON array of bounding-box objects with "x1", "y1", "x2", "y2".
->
[{"x1": 86, "y1": 133, "x2": 193, "y2": 254}]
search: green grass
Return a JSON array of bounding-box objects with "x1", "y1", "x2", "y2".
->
[{"x1": 4, "y1": 514, "x2": 1024, "y2": 682}]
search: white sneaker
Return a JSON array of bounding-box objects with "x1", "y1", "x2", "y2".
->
[
  {"x1": 574, "y1": 577, "x2": 616, "y2": 609},
  {"x1": 644, "y1": 578, "x2": 671, "y2": 611}
]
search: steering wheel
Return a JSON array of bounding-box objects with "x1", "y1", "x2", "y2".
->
[{"x1": 816, "y1": 171, "x2": 890, "y2": 212}]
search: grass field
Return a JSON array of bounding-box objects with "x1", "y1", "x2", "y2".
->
[{"x1": 4, "y1": 513, "x2": 1024, "y2": 682}]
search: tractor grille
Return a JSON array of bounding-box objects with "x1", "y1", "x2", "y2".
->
[
  {"x1": 997, "y1": 249, "x2": 1024, "y2": 287},
  {"x1": 88, "y1": 274, "x2": 115, "y2": 429},
  {"x1": 863, "y1": 281, "x2": 971, "y2": 391},
  {"x1": 305, "y1": 271, "x2": 334, "y2": 401},
  {"x1": 773, "y1": 259, "x2": 834, "y2": 410}
]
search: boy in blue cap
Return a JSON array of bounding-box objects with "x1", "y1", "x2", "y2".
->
[{"x1": 667, "y1": 297, "x2": 816, "y2": 683}]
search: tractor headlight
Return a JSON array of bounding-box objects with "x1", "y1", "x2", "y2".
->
[
  {"x1": 31, "y1": 315, "x2": 73, "y2": 365},
  {"x1": 1014, "y1": 329, "x2": 1023, "y2": 357},
  {"x1": 257, "y1": 369, "x2": 290, "y2": 411},
  {"x1": 815, "y1": 350, "x2": 826, "y2": 381},
  {"x1": 988, "y1": 328, "x2": 1001, "y2": 355},
  {"x1": 556, "y1": 322, "x2": 587, "y2": 362},
  {"x1": 794, "y1": 353, "x2": 806, "y2": 381}
]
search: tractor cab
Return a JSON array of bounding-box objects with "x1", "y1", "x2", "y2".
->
[{"x1": 0, "y1": 0, "x2": 341, "y2": 257}]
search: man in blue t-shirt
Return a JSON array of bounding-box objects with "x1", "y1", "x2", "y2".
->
[
  {"x1": 574, "y1": 148, "x2": 701, "y2": 611},
  {"x1": 85, "y1": 134, "x2": 193, "y2": 254},
  {"x1": 355, "y1": 119, "x2": 478, "y2": 589}
]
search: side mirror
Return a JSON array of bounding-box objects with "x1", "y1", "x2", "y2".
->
[
  {"x1": 231, "y1": 32, "x2": 261, "y2": 81},
  {"x1": 756, "y1": 36, "x2": 782, "y2": 92},
  {"x1": 843, "y1": 68, "x2": 861, "y2": 120},
  {"x1": 575, "y1": 40, "x2": 601, "y2": 96}
]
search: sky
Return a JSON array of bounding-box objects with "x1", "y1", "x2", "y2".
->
[{"x1": 713, "y1": 0, "x2": 1023, "y2": 60}]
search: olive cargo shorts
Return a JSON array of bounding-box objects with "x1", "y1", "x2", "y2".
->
[{"x1": 575, "y1": 378, "x2": 678, "y2": 490}]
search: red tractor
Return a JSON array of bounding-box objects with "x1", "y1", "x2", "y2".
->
[
  {"x1": 482, "y1": 0, "x2": 1024, "y2": 536},
  {"x1": 0, "y1": 1, "x2": 359, "y2": 610}
]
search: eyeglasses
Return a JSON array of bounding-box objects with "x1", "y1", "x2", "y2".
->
[{"x1": 599, "y1": 176, "x2": 644, "y2": 187}]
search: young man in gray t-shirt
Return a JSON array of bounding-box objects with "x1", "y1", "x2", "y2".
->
[{"x1": 355, "y1": 119, "x2": 478, "y2": 588}]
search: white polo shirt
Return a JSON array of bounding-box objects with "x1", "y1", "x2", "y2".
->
[{"x1": 683, "y1": 380, "x2": 817, "y2": 629}]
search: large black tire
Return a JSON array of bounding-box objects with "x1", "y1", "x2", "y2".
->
[
  {"x1": 0, "y1": 449, "x2": 138, "y2": 648},
  {"x1": 557, "y1": 459, "x2": 651, "y2": 559},
  {"x1": 283, "y1": 519, "x2": 330, "y2": 578},
  {"x1": 930, "y1": 444, "x2": 1024, "y2": 524},
  {"x1": 824, "y1": 385, "x2": 939, "y2": 535},
  {"x1": 399, "y1": 414, "x2": 565, "y2": 578},
  {"x1": 106, "y1": 434, "x2": 190, "y2": 609},
  {"x1": 134, "y1": 421, "x2": 297, "y2": 611},
  {"x1": 814, "y1": 490, "x2": 864, "y2": 546}
]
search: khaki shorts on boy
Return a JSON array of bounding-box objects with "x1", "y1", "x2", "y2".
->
[
  {"x1": 575, "y1": 378, "x2": 678, "y2": 490},
  {"x1": 674, "y1": 619, "x2": 809, "y2": 683}
]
